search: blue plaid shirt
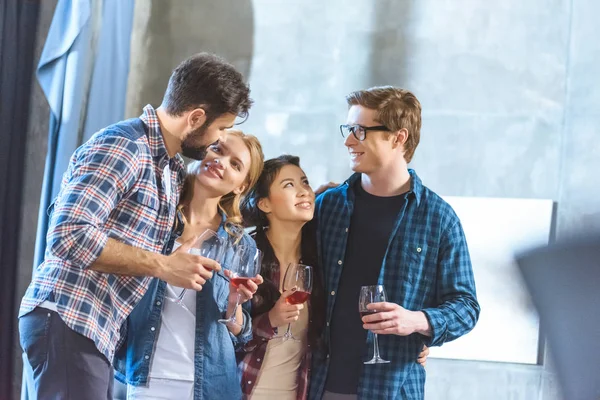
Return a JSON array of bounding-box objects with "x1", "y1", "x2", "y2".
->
[
  {"x1": 19, "y1": 105, "x2": 185, "y2": 362},
  {"x1": 309, "y1": 170, "x2": 480, "y2": 399}
]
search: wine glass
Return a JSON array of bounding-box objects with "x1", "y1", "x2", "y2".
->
[
  {"x1": 359, "y1": 285, "x2": 390, "y2": 364},
  {"x1": 278, "y1": 263, "x2": 313, "y2": 341},
  {"x1": 218, "y1": 245, "x2": 262, "y2": 326},
  {"x1": 171, "y1": 229, "x2": 225, "y2": 306}
]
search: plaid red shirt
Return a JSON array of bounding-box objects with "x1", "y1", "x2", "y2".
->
[
  {"x1": 239, "y1": 270, "x2": 312, "y2": 400},
  {"x1": 19, "y1": 105, "x2": 185, "y2": 362}
]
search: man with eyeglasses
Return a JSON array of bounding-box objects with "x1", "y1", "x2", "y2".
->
[{"x1": 309, "y1": 86, "x2": 480, "y2": 399}]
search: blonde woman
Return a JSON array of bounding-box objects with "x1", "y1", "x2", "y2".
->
[{"x1": 115, "y1": 131, "x2": 264, "y2": 400}]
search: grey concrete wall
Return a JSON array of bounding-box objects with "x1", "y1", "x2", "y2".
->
[
  {"x1": 125, "y1": 0, "x2": 255, "y2": 118},
  {"x1": 557, "y1": 0, "x2": 600, "y2": 237}
]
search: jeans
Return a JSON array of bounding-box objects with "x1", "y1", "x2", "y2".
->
[{"x1": 19, "y1": 307, "x2": 114, "y2": 400}]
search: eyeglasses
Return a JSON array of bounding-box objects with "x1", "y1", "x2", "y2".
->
[{"x1": 340, "y1": 124, "x2": 391, "y2": 141}]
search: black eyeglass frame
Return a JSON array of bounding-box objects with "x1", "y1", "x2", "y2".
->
[{"x1": 339, "y1": 124, "x2": 391, "y2": 141}]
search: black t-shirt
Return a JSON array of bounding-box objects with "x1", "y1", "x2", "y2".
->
[{"x1": 324, "y1": 180, "x2": 407, "y2": 394}]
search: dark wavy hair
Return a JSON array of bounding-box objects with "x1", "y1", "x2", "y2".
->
[
  {"x1": 162, "y1": 53, "x2": 253, "y2": 125},
  {"x1": 241, "y1": 155, "x2": 325, "y2": 349}
]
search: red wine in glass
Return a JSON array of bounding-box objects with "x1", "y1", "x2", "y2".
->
[
  {"x1": 218, "y1": 246, "x2": 263, "y2": 326},
  {"x1": 360, "y1": 310, "x2": 383, "y2": 324},
  {"x1": 230, "y1": 277, "x2": 252, "y2": 288},
  {"x1": 359, "y1": 310, "x2": 377, "y2": 318},
  {"x1": 278, "y1": 263, "x2": 313, "y2": 341},
  {"x1": 359, "y1": 285, "x2": 390, "y2": 364},
  {"x1": 286, "y1": 290, "x2": 310, "y2": 305}
]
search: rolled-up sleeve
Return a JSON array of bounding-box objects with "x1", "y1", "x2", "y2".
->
[
  {"x1": 421, "y1": 219, "x2": 480, "y2": 346},
  {"x1": 46, "y1": 134, "x2": 140, "y2": 269}
]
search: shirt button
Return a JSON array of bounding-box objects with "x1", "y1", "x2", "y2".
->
[
  {"x1": 330, "y1": 291, "x2": 335, "y2": 296},
  {"x1": 327, "y1": 322, "x2": 330, "y2": 327},
  {"x1": 247, "y1": 381, "x2": 252, "y2": 384},
  {"x1": 337, "y1": 260, "x2": 342, "y2": 265},
  {"x1": 257, "y1": 358, "x2": 261, "y2": 362},
  {"x1": 326, "y1": 354, "x2": 330, "y2": 359},
  {"x1": 345, "y1": 228, "x2": 348, "y2": 232},
  {"x1": 145, "y1": 355, "x2": 150, "y2": 360},
  {"x1": 156, "y1": 301, "x2": 161, "y2": 306},
  {"x1": 150, "y1": 327, "x2": 155, "y2": 331},
  {"x1": 417, "y1": 247, "x2": 422, "y2": 253}
]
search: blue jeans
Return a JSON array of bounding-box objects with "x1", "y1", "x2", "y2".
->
[{"x1": 19, "y1": 307, "x2": 114, "y2": 400}]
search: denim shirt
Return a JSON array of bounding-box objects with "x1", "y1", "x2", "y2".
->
[{"x1": 114, "y1": 212, "x2": 255, "y2": 400}]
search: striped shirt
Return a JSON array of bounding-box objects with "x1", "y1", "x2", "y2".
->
[{"x1": 19, "y1": 105, "x2": 185, "y2": 362}]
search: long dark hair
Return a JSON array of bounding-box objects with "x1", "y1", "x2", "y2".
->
[{"x1": 241, "y1": 155, "x2": 325, "y2": 348}]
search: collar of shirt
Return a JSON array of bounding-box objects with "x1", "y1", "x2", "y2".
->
[
  {"x1": 140, "y1": 104, "x2": 185, "y2": 173},
  {"x1": 342, "y1": 168, "x2": 423, "y2": 207}
]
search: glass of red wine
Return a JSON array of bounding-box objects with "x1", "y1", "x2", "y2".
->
[
  {"x1": 359, "y1": 285, "x2": 390, "y2": 364},
  {"x1": 218, "y1": 245, "x2": 263, "y2": 326},
  {"x1": 278, "y1": 263, "x2": 313, "y2": 341},
  {"x1": 171, "y1": 229, "x2": 225, "y2": 307}
]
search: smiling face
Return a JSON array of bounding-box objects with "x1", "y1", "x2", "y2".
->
[
  {"x1": 258, "y1": 164, "x2": 315, "y2": 224},
  {"x1": 343, "y1": 105, "x2": 403, "y2": 175},
  {"x1": 194, "y1": 132, "x2": 253, "y2": 197}
]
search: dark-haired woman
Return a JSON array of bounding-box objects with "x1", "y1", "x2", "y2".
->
[{"x1": 239, "y1": 155, "x2": 429, "y2": 400}]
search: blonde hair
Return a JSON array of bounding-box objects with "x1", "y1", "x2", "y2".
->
[
  {"x1": 177, "y1": 130, "x2": 264, "y2": 238},
  {"x1": 346, "y1": 86, "x2": 422, "y2": 163}
]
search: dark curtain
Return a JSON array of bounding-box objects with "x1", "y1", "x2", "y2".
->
[{"x1": 0, "y1": 0, "x2": 41, "y2": 398}]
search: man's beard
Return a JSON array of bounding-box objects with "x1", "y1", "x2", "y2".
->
[{"x1": 181, "y1": 124, "x2": 210, "y2": 160}]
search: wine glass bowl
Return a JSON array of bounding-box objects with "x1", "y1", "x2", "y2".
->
[
  {"x1": 278, "y1": 263, "x2": 313, "y2": 341},
  {"x1": 218, "y1": 245, "x2": 263, "y2": 326},
  {"x1": 359, "y1": 285, "x2": 390, "y2": 364},
  {"x1": 171, "y1": 229, "x2": 225, "y2": 306}
]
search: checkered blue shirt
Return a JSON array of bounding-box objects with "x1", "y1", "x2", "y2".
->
[
  {"x1": 19, "y1": 105, "x2": 185, "y2": 362},
  {"x1": 309, "y1": 170, "x2": 480, "y2": 399}
]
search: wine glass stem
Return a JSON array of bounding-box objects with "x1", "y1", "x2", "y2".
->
[
  {"x1": 373, "y1": 333, "x2": 382, "y2": 360},
  {"x1": 228, "y1": 293, "x2": 241, "y2": 321},
  {"x1": 284, "y1": 323, "x2": 292, "y2": 338},
  {"x1": 176, "y1": 289, "x2": 187, "y2": 304}
]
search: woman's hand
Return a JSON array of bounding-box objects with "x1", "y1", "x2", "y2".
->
[
  {"x1": 267, "y1": 288, "x2": 304, "y2": 328},
  {"x1": 224, "y1": 270, "x2": 263, "y2": 306},
  {"x1": 223, "y1": 271, "x2": 263, "y2": 335},
  {"x1": 417, "y1": 345, "x2": 430, "y2": 367}
]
